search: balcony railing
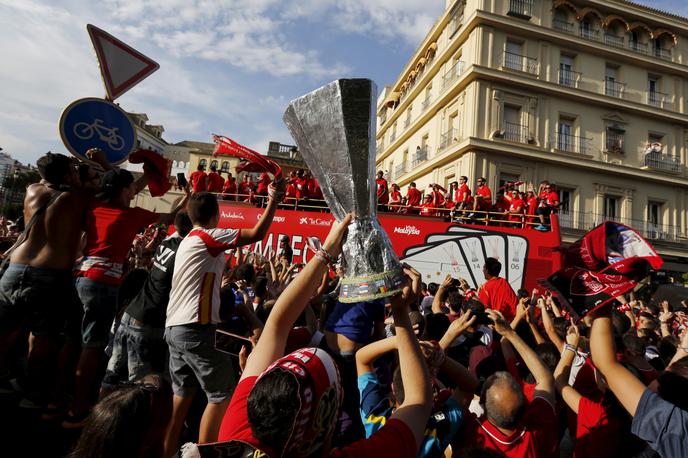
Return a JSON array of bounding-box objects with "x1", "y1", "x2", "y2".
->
[
  {"x1": 439, "y1": 128, "x2": 460, "y2": 151},
  {"x1": 604, "y1": 34, "x2": 625, "y2": 48},
  {"x1": 553, "y1": 19, "x2": 574, "y2": 33},
  {"x1": 579, "y1": 28, "x2": 600, "y2": 41},
  {"x1": 411, "y1": 148, "x2": 428, "y2": 167},
  {"x1": 379, "y1": 113, "x2": 386, "y2": 125},
  {"x1": 647, "y1": 91, "x2": 671, "y2": 109},
  {"x1": 644, "y1": 153, "x2": 683, "y2": 174},
  {"x1": 503, "y1": 122, "x2": 529, "y2": 144},
  {"x1": 389, "y1": 131, "x2": 396, "y2": 143},
  {"x1": 605, "y1": 131, "x2": 625, "y2": 153},
  {"x1": 558, "y1": 69, "x2": 582, "y2": 88},
  {"x1": 503, "y1": 51, "x2": 539, "y2": 75},
  {"x1": 421, "y1": 97, "x2": 432, "y2": 112},
  {"x1": 403, "y1": 116, "x2": 411, "y2": 130},
  {"x1": 558, "y1": 211, "x2": 684, "y2": 243},
  {"x1": 442, "y1": 60, "x2": 464, "y2": 89},
  {"x1": 394, "y1": 162, "x2": 407, "y2": 178},
  {"x1": 654, "y1": 47, "x2": 672, "y2": 60},
  {"x1": 552, "y1": 132, "x2": 592, "y2": 155},
  {"x1": 605, "y1": 79, "x2": 625, "y2": 98},
  {"x1": 448, "y1": 12, "x2": 464, "y2": 37},
  {"x1": 507, "y1": 0, "x2": 533, "y2": 19},
  {"x1": 629, "y1": 41, "x2": 648, "y2": 54},
  {"x1": 376, "y1": 140, "x2": 384, "y2": 153}
]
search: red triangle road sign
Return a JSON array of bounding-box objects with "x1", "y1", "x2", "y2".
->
[{"x1": 87, "y1": 24, "x2": 160, "y2": 101}]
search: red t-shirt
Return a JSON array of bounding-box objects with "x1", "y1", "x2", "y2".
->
[
  {"x1": 294, "y1": 177, "x2": 308, "y2": 199},
  {"x1": 219, "y1": 376, "x2": 417, "y2": 458},
  {"x1": 509, "y1": 198, "x2": 525, "y2": 222},
  {"x1": 476, "y1": 185, "x2": 492, "y2": 200},
  {"x1": 537, "y1": 190, "x2": 548, "y2": 208},
  {"x1": 239, "y1": 180, "x2": 254, "y2": 196},
  {"x1": 406, "y1": 188, "x2": 422, "y2": 208},
  {"x1": 256, "y1": 173, "x2": 271, "y2": 195},
  {"x1": 77, "y1": 203, "x2": 158, "y2": 285},
  {"x1": 223, "y1": 178, "x2": 237, "y2": 194},
  {"x1": 546, "y1": 191, "x2": 559, "y2": 209},
  {"x1": 206, "y1": 172, "x2": 224, "y2": 193},
  {"x1": 478, "y1": 277, "x2": 517, "y2": 321},
  {"x1": 526, "y1": 196, "x2": 538, "y2": 215},
  {"x1": 376, "y1": 178, "x2": 389, "y2": 204},
  {"x1": 458, "y1": 397, "x2": 558, "y2": 458},
  {"x1": 430, "y1": 190, "x2": 444, "y2": 208},
  {"x1": 190, "y1": 170, "x2": 207, "y2": 193},
  {"x1": 575, "y1": 397, "x2": 623, "y2": 458},
  {"x1": 389, "y1": 190, "x2": 402, "y2": 204},
  {"x1": 456, "y1": 184, "x2": 471, "y2": 203},
  {"x1": 420, "y1": 202, "x2": 435, "y2": 216}
]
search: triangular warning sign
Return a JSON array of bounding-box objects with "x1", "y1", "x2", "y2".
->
[{"x1": 87, "y1": 24, "x2": 160, "y2": 101}]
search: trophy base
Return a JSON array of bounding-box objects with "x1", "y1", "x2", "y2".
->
[{"x1": 338, "y1": 268, "x2": 405, "y2": 303}]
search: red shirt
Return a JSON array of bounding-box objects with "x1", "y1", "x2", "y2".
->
[
  {"x1": 206, "y1": 172, "x2": 224, "y2": 193},
  {"x1": 458, "y1": 397, "x2": 558, "y2": 458},
  {"x1": 575, "y1": 397, "x2": 623, "y2": 458},
  {"x1": 389, "y1": 190, "x2": 402, "y2": 204},
  {"x1": 239, "y1": 180, "x2": 254, "y2": 196},
  {"x1": 430, "y1": 190, "x2": 444, "y2": 208},
  {"x1": 223, "y1": 178, "x2": 237, "y2": 194},
  {"x1": 546, "y1": 191, "x2": 559, "y2": 209},
  {"x1": 77, "y1": 203, "x2": 158, "y2": 285},
  {"x1": 476, "y1": 185, "x2": 491, "y2": 201},
  {"x1": 406, "y1": 188, "x2": 422, "y2": 208},
  {"x1": 376, "y1": 178, "x2": 389, "y2": 204},
  {"x1": 478, "y1": 277, "x2": 517, "y2": 321},
  {"x1": 219, "y1": 376, "x2": 417, "y2": 458},
  {"x1": 509, "y1": 198, "x2": 525, "y2": 222},
  {"x1": 190, "y1": 170, "x2": 207, "y2": 193},
  {"x1": 537, "y1": 190, "x2": 548, "y2": 208},
  {"x1": 420, "y1": 202, "x2": 435, "y2": 216},
  {"x1": 256, "y1": 173, "x2": 271, "y2": 195},
  {"x1": 526, "y1": 196, "x2": 538, "y2": 215},
  {"x1": 455, "y1": 183, "x2": 471, "y2": 203},
  {"x1": 311, "y1": 180, "x2": 324, "y2": 200}
]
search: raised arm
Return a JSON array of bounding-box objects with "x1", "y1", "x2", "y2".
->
[
  {"x1": 388, "y1": 266, "x2": 433, "y2": 453},
  {"x1": 525, "y1": 305, "x2": 546, "y2": 345},
  {"x1": 236, "y1": 179, "x2": 286, "y2": 245},
  {"x1": 590, "y1": 309, "x2": 647, "y2": 416},
  {"x1": 488, "y1": 309, "x2": 555, "y2": 404},
  {"x1": 240, "y1": 213, "x2": 352, "y2": 381},
  {"x1": 439, "y1": 309, "x2": 475, "y2": 350},
  {"x1": 554, "y1": 323, "x2": 582, "y2": 414},
  {"x1": 539, "y1": 298, "x2": 564, "y2": 352},
  {"x1": 355, "y1": 336, "x2": 397, "y2": 376},
  {"x1": 432, "y1": 274, "x2": 453, "y2": 314}
]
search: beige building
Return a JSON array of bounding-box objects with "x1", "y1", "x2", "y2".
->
[{"x1": 375, "y1": 0, "x2": 688, "y2": 272}]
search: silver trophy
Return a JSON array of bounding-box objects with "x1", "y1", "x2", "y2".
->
[{"x1": 283, "y1": 79, "x2": 404, "y2": 303}]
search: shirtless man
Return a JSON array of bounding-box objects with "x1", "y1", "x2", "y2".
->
[{"x1": 0, "y1": 151, "x2": 109, "y2": 407}]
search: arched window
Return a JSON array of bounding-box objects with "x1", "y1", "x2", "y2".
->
[
  {"x1": 199, "y1": 159, "x2": 207, "y2": 168},
  {"x1": 210, "y1": 160, "x2": 218, "y2": 169},
  {"x1": 221, "y1": 161, "x2": 230, "y2": 172}
]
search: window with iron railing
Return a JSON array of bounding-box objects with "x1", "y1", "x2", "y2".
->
[
  {"x1": 448, "y1": 7, "x2": 464, "y2": 38},
  {"x1": 654, "y1": 47, "x2": 672, "y2": 60},
  {"x1": 553, "y1": 132, "x2": 592, "y2": 155},
  {"x1": 503, "y1": 122, "x2": 529, "y2": 144},
  {"x1": 605, "y1": 130, "x2": 625, "y2": 153},
  {"x1": 439, "y1": 128, "x2": 459, "y2": 150},
  {"x1": 629, "y1": 41, "x2": 648, "y2": 54},
  {"x1": 579, "y1": 27, "x2": 599, "y2": 41},
  {"x1": 553, "y1": 19, "x2": 574, "y2": 33},
  {"x1": 421, "y1": 97, "x2": 432, "y2": 112},
  {"x1": 558, "y1": 68, "x2": 581, "y2": 88},
  {"x1": 394, "y1": 162, "x2": 407, "y2": 178},
  {"x1": 644, "y1": 152, "x2": 683, "y2": 173},
  {"x1": 442, "y1": 61, "x2": 464, "y2": 89},
  {"x1": 647, "y1": 91, "x2": 669, "y2": 109},
  {"x1": 503, "y1": 52, "x2": 538, "y2": 75},
  {"x1": 605, "y1": 79, "x2": 625, "y2": 98},
  {"x1": 507, "y1": 0, "x2": 533, "y2": 19},
  {"x1": 412, "y1": 148, "x2": 428, "y2": 167},
  {"x1": 604, "y1": 34, "x2": 624, "y2": 48}
]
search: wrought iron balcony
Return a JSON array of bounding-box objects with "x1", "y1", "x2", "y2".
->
[
  {"x1": 503, "y1": 122, "x2": 529, "y2": 144},
  {"x1": 553, "y1": 19, "x2": 574, "y2": 33},
  {"x1": 604, "y1": 34, "x2": 624, "y2": 48},
  {"x1": 557, "y1": 211, "x2": 683, "y2": 243},
  {"x1": 421, "y1": 97, "x2": 432, "y2": 112},
  {"x1": 442, "y1": 61, "x2": 464, "y2": 90},
  {"x1": 411, "y1": 148, "x2": 428, "y2": 167},
  {"x1": 502, "y1": 52, "x2": 539, "y2": 75},
  {"x1": 439, "y1": 128, "x2": 460, "y2": 151},
  {"x1": 394, "y1": 162, "x2": 407, "y2": 178},
  {"x1": 604, "y1": 79, "x2": 625, "y2": 98},
  {"x1": 551, "y1": 132, "x2": 592, "y2": 155},
  {"x1": 605, "y1": 131, "x2": 625, "y2": 153},
  {"x1": 654, "y1": 47, "x2": 672, "y2": 60},
  {"x1": 558, "y1": 69, "x2": 581, "y2": 88},
  {"x1": 629, "y1": 41, "x2": 648, "y2": 54},
  {"x1": 647, "y1": 91, "x2": 671, "y2": 109},
  {"x1": 579, "y1": 28, "x2": 600, "y2": 41},
  {"x1": 644, "y1": 152, "x2": 683, "y2": 174},
  {"x1": 389, "y1": 131, "x2": 396, "y2": 143},
  {"x1": 507, "y1": 0, "x2": 533, "y2": 19}
]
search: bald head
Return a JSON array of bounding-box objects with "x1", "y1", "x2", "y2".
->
[{"x1": 483, "y1": 371, "x2": 526, "y2": 430}]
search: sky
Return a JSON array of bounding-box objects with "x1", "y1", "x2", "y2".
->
[{"x1": 0, "y1": 0, "x2": 686, "y2": 165}]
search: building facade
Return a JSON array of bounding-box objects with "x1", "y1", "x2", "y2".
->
[{"x1": 375, "y1": 0, "x2": 688, "y2": 271}]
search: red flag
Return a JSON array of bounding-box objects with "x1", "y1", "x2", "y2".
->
[
  {"x1": 212, "y1": 134, "x2": 282, "y2": 181},
  {"x1": 128, "y1": 149, "x2": 172, "y2": 197},
  {"x1": 544, "y1": 222, "x2": 662, "y2": 317}
]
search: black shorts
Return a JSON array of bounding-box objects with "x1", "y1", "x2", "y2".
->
[
  {"x1": 536, "y1": 207, "x2": 552, "y2": 217},
  {"x1": 0, "y1": 264, "x2": 82, "y2": 337}
]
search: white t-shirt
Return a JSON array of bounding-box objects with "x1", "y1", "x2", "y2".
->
[{"x1": 166, "y1": 227, "x2": 239, "y2": 327}]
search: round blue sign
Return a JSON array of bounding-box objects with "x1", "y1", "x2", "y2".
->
[{"x1": 59, "y1": 97, "x2": 136, "y2": 165}]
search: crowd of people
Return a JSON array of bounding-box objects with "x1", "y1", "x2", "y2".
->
[
  {"x1": 375, "y1": 172, "x2": 560, "y2": 230},
  {"x1": 0, "y1": 148, "x2": 686, "y2": 458}
]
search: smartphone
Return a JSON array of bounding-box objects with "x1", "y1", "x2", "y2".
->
[
  {"x1": 177, "y1": 173, "x2": 188, "y2": 188},
  {"x1": 215, "y1": 329, "x2": 252, "y2": 357}
]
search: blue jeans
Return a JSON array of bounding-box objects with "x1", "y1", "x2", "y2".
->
[
  {"x1": 75, "y1": 277, "x2": 119, "y2": 348},
  {"x1": 102, "y1": 312, "x2": 166, "y2": 388},
  {"x1": 0, "y1": 264, "x2": 81, "y2": 336}
]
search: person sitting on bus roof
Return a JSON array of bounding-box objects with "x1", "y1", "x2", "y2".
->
[
  {"x1": 472, "y1": 177, "x2": 492, "y2": 215},
  {"x1": 535, "y1": 183, "x2": 559, "y2": 232},
  {"x1": 388, "y1": 183, "x2": 402, "y2": 212},
  {"x1": 455, "y1": 176, "x2": 472, "y2": 211},
  {"x1": 376, "y1": 171, "x2": 389, "y2": 206},
  {"x1": 405, "y1": 182, "x2": 422, "y2": 214},
  {"x1": 429, "y1": 184, "x2": 446, "y2": 209},
  {"x1": 420, "y1": 195, "x2": 435, "y2": 217}
]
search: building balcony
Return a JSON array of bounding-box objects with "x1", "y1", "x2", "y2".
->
[
  {"x1": 604, "y1": 79, "x2": 625, "y2": 98},
  {"x1": 439, "y1": 128, "x2": 460, "y2": 151},
  {"x1": 644, "y1": 152, "x2": 683, "y2": 174},
  {"x1": 442, "y1": 61, "x2": 464, "y2": 90},
  {"x1": 654, "y1": 47, "x2": 672, "y2": 60},
  {"x1": 647, "y1": 91, "x2": 672, "y2": 110},
  {"x1": 379, "y1": 113, "x2": 386, "y2": 125},
  {"x1": 553, "y1": 19, "x2": 574, "y2": 34},
  {"x1": 558, "y1": 69, "x2": 581, "y2": 88},
  {"x1": 390, "y1": 131, "x2": 396, "y2": 143},
  {"x1": 376, "y1": 141, "x2": 384, "y2": 153},
  {"x1": 394, "y1": 162, "x2": 407, "y2": 179},
  {"x1": 551, "y1": 132, "x2": 592, "y2": 155},
  {"x1": 502, "y1": 122, "x2": 530, "y2": 144},
  {"x1": 558, "y1": 211, "x2": 683, "y2": 243},
  {"x1": 502, "y1": 52, "x2": 539, "y2": 75},
  {"x1": 604, "y1": 34, "x2": 624, "y2": 48},
  {"x1": 579, "y1": 28, "x2": 600, "y2": 42},
  {"x1": 507, "y1": 0, "x2": 533, "y2": 20},
  {"x1": 629, "y1": 41, "x2": 648, "y2": 55},
  {"x1": 421, "y1": 97, "x2": 432, "y2": 112},
  {"x1": 411, "y1": 148, "x2": 429, "y2": 167},
  {"x1": 403, "y1": 116, "x2": 412, "y2": 130},
  {"x1": 448, "y1": 13, "x2": 464, "y2": 38},
  {"x1": 605, "y1": 132, "x2": 625, "y2": 153}
]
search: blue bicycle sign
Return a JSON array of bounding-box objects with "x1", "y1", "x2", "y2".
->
[{"x1": 59, "y1": 97, "x2": 136, "y2": 165}]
